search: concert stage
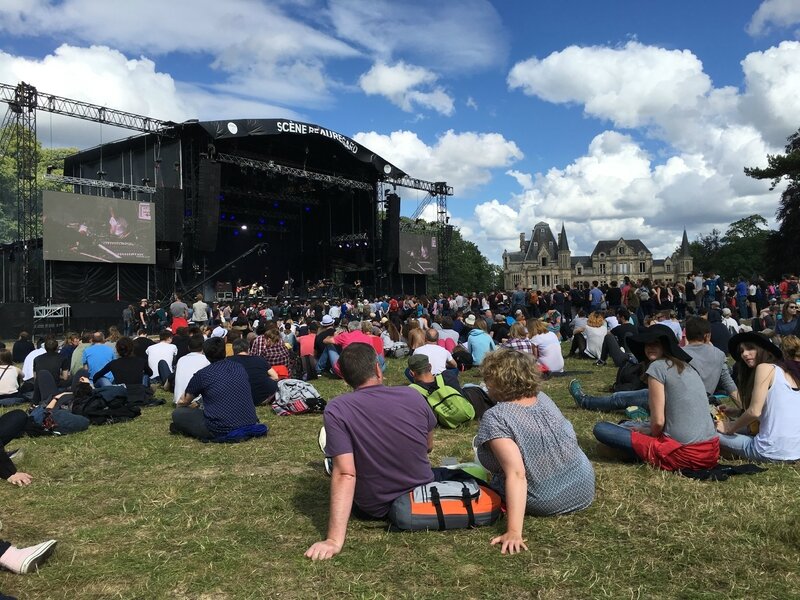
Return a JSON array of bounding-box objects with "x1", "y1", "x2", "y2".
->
[{"x1": 0, "y1": 114, "x2": 452, "y2": 305}]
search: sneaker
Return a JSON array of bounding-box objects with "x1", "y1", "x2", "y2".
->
[
  {"x1": 317, "y1": 426, "x2": 327, "y2": 455},
  {"x1": 323, "y1": 457, "x2": 333, "y2": 476},
  {"x1": 0, "y1": 539, "x2": 57, "y2": 574},
  {"x1": 594, "y1": 359, "x2": 606, "y2": 367},
  {"x1": 568, "y1": 379, "x2": 586, "y2": 406}
]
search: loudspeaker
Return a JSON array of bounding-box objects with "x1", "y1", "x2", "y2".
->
[
  {"x1": 384, "y1": 192, "x2": 400, "y2": 264},
  {"x1": 196, "y1": 158, "x2": 221, "y2": 252},
  {"x1": 156, "y1": 246, "x2": 176, "y2": 269},
  {"x1": 155, "y1": 188, "x2": 184, "y2": 243}
]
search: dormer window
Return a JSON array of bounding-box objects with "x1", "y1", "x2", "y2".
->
[
  {"x1": 599, "y1": 252, "x2": 606, "y2": 259},
  {"x1": 618, "y1": 247, "x2": 625, "y2": 255},
  {"x1": 541, "y1": 257, "x2": 547, "y2": 267}
]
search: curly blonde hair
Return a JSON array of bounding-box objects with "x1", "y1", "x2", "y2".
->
[
  {"x1": 480, "y1": 348, "x2": 540, "y2": 402},
  {"x1": 587, "y1": 312, "x2": 606, "y2": 327}
]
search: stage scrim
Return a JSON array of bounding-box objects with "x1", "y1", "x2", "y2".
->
[
  {"x1": 399, "y1": 232, "x2": 438, "y2": 275},
  {"x1": 43, "y1": 190, "x2": 156, "y2": 264}
]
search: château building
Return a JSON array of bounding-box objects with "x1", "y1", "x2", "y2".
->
[{"x1": 502, "y1": 222, "x2": 693, "y2": 290}]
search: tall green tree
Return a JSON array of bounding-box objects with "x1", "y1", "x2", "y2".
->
[
  {"x1": 689, "y1": 215, "x2": 770, "y2": 280},
  {"x1": 0, "y1": 123, "x2": 75, "y2": 242},
  {"x1": 745, "y1": 128, "x2": 800, "y2": 278}
]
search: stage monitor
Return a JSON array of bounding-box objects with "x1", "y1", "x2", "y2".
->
[
  {"x1": 42, "y1": 190, "x2": 156, "y2": 264},
  {"x1": 398, "y1": 232, "x2": 438, "y2": 275}
]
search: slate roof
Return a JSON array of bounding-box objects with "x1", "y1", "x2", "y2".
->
[
  {"x1": 522, "y1": 222, "x2": 559, "y2": 262},
  {"x1": 570, "y1": 256, "x2": 592, "y2": 267},
  {"x1": 591, "y1": 239, "x2": 650, "y2": 256}
]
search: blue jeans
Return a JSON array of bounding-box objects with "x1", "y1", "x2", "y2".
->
[
  {"x1": 316, "y1": 346, "x2": 340, "y2": 374},
  {"x1": 593, "y1": 422, "x2": 638, "y2": 460},
  {"x1": 717, "y1": 433, "x2": 775, "y2": 462},
  {"x1": 95, "y1": 377, "x2": 113, "y2": 388},
  {"x1": 579, "y1": 388, "x2": 649, "y2": 411}
]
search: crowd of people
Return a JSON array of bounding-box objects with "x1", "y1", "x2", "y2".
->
[{"x1": 3, "y1": 271, "x2": 800, "y2": 574}]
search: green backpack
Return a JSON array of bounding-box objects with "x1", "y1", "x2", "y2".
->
[{"x1": 410, "y1": 375, "x2": 475, "y2": 429}]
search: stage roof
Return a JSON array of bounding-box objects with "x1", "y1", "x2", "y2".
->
[{"x1": 64, "y1": 118, "x2": 406, "y2": 183}]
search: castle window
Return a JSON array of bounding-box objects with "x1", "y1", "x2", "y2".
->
[
  {"x1": 599, "y1": 252, "x2": 606, "y2": 259},
  {"x1": 576, "y1": 266, "x2": 583, "y2": 276},
  {"x1": 512, "y1": 273, "x2": 522, "y2": 285},
  {"x1": 541, "y1": 257, "x2": 547, "y2": 267},
  {"x1": 618, "y1": 247, "x2": 625, "y2": 255},
  {"x1": 639, "y1": 261, "x2": 646, "y2": 273},
  {"x1": 599, "y1": 263, "x2": 606, "y2": 275},
  {"x1": 533, "y1": 242, "x2": 538, "y2": 249},
  {"x1": 666, "y1": 263, "x2": 671, "y2": 272}
]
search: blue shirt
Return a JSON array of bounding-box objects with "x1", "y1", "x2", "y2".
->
[
  {"x1": 83, "y1": 344, "x2": 115, "y2": 382},
  {"x1": 736, "y1": 281, "x2": 748, "y2": 297},
  {"x1": 185, "y1": 360, "x2": 258, "y2": 436},
  {"x1": 589, "y1": 288, "x2": 603, "y2": 305}
]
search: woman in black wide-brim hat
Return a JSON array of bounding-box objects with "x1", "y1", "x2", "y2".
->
[
  {"x1": 592, "y1": 325, "x2": 719, "y2": 471},
  {"x1": 715, "y1": 332, "x2": 800, "y2": 461}
]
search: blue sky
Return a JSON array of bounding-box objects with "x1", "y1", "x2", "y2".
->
[{"x1": 1, "y1": 0, "x2": 799, "y2": 263}]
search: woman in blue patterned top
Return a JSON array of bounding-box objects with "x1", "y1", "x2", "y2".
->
[{"x1": 475, "y1": 349, "x2": 595, "y2": 555}]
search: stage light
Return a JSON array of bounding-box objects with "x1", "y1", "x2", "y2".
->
[
  {"x1": 218, "y1": 194, "x2": 224, "y2": 201},
  {"x1": 258, "y1": 218, "x2": 265, "y2": 225},
  {"x1": 338, "y1": 244, "x2": 343, "y2": 248},
  {"x1": 273, "y1": 202, "x2": 279, "y2": 208},
  {"x1": 279, "y1": 220, "x2": 285, "y2": 226},
  {"x1": 230, "y1": 215, "x2": 236, "y2": 220},
  {"x1": 241, "y1": 225, "x2": 248, "y2": 230},
  {"x1": 257, "y1": 232, "x2": 263, "y2": 239},
  {"x1": 346, "y1": 243, "x2": 351, "y2": 248},
  {"x1": 233, "y1": 230, "x2": 239, "y2": 236},
  {"x1": 304, "y1": 206, "x2": 311, "y2": 212},
  {"x1": 220, "y1": 213, "x2": 226, "y2": 220}
]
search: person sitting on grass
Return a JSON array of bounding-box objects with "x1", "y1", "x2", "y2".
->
[
  {"x1": 715, "y1": 333, "x2": 800, "y2": 462},
  {"x1": 0, "y1": 349, "x2": 25, "y2": 406},
  {"x1": 146, "y1": 330, "x2": 178, "y2": 388},
  {"x1": 82, "y1": 332, "x2": 114, "y2": 383},
  {"x1": 92, "y1": 336, "x2": 152, "y2": 388},
  {"x1": 172, "y1": 334, "x2": 210, "y2": 405},
  {"x1": 1, "y1": 409, "x2": 31, "y2": 487},
  {"x1": 171, "y1": 337, "x2": 264, "y2": 442},
  {"x1": 570, "y1": 318, "x2": 738, "y2": 412},
  {"x1": 527, "y1": 319, "x2": 564, "y2": 374},
  {"x1": 466, "y1": 317, "x2": 495, "y2": 366},
  {"x1": 592, "y1": 327, "x2": 719, "y2": 471},
  {"x1": 500, "y1": 322, "x2": 535, "y2": 355},
  {"x1": 306, "y1": 343, "x2": 437, "y2": 561},
  {"x1": 474, "y1": 349, "x2": 594, "y2": 555},
  {"x1": 228, "y1": 338, "x2": 279, "y2": 406}
]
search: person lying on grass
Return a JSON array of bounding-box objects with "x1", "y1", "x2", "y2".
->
[
  {"x1": 475, "y1": 349, "x2": 595, "y2": 555},
  {"x1": 305, "y1": 342, "x2": 437, "y2": 561},
  {"x1": 592, "y1": 327, "x2": 720, "y2": 471}
]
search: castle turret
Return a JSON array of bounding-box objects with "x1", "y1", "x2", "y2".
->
[{"x1": 558, "y1": 223, "x2": 571, "y2": 270}]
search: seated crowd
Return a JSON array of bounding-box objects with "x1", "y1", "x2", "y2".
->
[{"x1": 3, "y1": 273, "x2": 800, "y2": 574}]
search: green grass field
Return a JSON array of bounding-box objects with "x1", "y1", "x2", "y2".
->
[{"x1": 2, "y1": 355, "x2": 799, "y2": 599}]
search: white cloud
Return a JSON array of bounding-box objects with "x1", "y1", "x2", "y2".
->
[
  {"x1": 358, "y1": 61, "x2": 454, "y2": 115},
  {"x1": 0, "y1": 0, "x2": 359, "y2": 108},
  {"x1": 747, "y1": 0, "x2": 800, "y2": 36},
  {"x1": 507, "y1": 41, "x2": 712, "y2": 130},
  {"x1": 353, "y1": 129, "x2": 522, "y2": 192},
  {"x1": 506, "y1": 170, "x2": 533, "y2": 190},
  {"x1": 326, "y1": 0, "x2": 507, "y2": 73},
  {"x1": 466, "y1": 97, "x2": 478, "y2": 110},
  {"x1": 0, "y1": 45, "x2": 300, "y2": 147}
]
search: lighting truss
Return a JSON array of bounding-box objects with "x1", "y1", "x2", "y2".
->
[
  {"x1": 44, "y1": 173, "x2": 157, "y2": 194},
  {"x1": 0, "y1": 82, "x2": 172, "y2": 133},
  {"x1": 222, "y1": 185, "x2": 320, "y2": 206},
  {"x1": 216, "y1": 152, "x2": 373, "y2": 191},
  {"x1": 331, "y1": 233, "x2": 369, "y2": 244},
  {"x1": 387, "y1": 177, "x2": 452, "y2": 196}
]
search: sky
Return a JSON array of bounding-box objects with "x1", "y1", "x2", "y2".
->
[{"x1": 1, "y1": 0, "x2": 800, "y2": 263}]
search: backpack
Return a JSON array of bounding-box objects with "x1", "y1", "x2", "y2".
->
[
  {"x1": 387, "y1": 342, "x2": 409, "y2": 359},
  {"x1": 71, "y1": 386, "x2": 142, "y2": 425},
  {"x1": 388, "y1": 477, "x2": 502, "y2": 531},
  {"x1": 613, "y1": 361, "x2": 647, "y2": 392},
  {"x1": 271, "y1": 379, "x2": 326, "y2": 416},
  {"x1": 409, "y1": 375, "x2": 475, "y2": 428}
]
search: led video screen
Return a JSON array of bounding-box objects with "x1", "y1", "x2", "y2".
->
[
  {"x1": 398, "y1": 232, "x2": 438, "y2": 275},
  {"x1": 43, "y1": 190, "x2": 156, "y2": 264}
]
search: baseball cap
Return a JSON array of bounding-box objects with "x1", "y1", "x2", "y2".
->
[{"x1": 408, "y1": 354, "x2": 430, "y2": 372}]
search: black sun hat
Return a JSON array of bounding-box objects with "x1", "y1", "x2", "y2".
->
[
  {"x1": 627, "y1": 325, "x2": 692, "y2": 363},
  {"x1": 728, "y1": 331, "x2": 782, "y2": 362}
]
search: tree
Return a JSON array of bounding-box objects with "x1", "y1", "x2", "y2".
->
[
  {"x1": 689, "y1": 215, "x2": 769, "y2": 280},
  {"x1": 745, "y1": 128, "x2": 800, "y2": 277},
  {"x1": 688, "y1": 228, "x2": 722, "y2": 275},
  {"x1": 0, "y1": 124, "x2": 75, "y2": 243}
]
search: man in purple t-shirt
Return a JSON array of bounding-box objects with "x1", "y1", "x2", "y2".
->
[{"x1": 305, "y1": 343, "x2": 436, "y2": 561}]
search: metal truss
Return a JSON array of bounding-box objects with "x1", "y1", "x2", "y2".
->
[
  {"x1": 222, "y1": 185, "x2": 320, "y2": 206},
  {"x1": 0, "y1": 82, "x2": 172, "y2": 133},
  {"x1": 44, "y1": 173, "x2": 157, "y2": 194},
  {"x1": 387, "y1": 177, "x2": 452, "y2": 196},
  {"x1": 216, "y1": 152, "x2": 373, "y2": 191},
  {"x1": 331, "y1": 233, "x2": 369, "y2": 244}
]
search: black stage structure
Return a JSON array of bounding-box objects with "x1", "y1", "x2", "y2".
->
[{"x1": 0, "y1": 82, "x2": 453, "y2": 334}]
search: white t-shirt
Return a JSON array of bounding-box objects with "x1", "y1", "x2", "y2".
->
[
  {"x1": 0, "y1": 365, "x2": 21, "y2": 394},
  {"x1": 173, "y1": 352, "x2": 210, "y2": 404},
  {"x1": 22, "y1": 348, "x2": 46, "y2": 381},
  {"x1": 146, "y1": 342, "x2": 178, "y2": 376},
  {"x1": 413, "y1": 344, "x2": 454, "y2": 375},
  {"x1": 531, "y1": 332, "x2": 564, "y2": 373}
]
